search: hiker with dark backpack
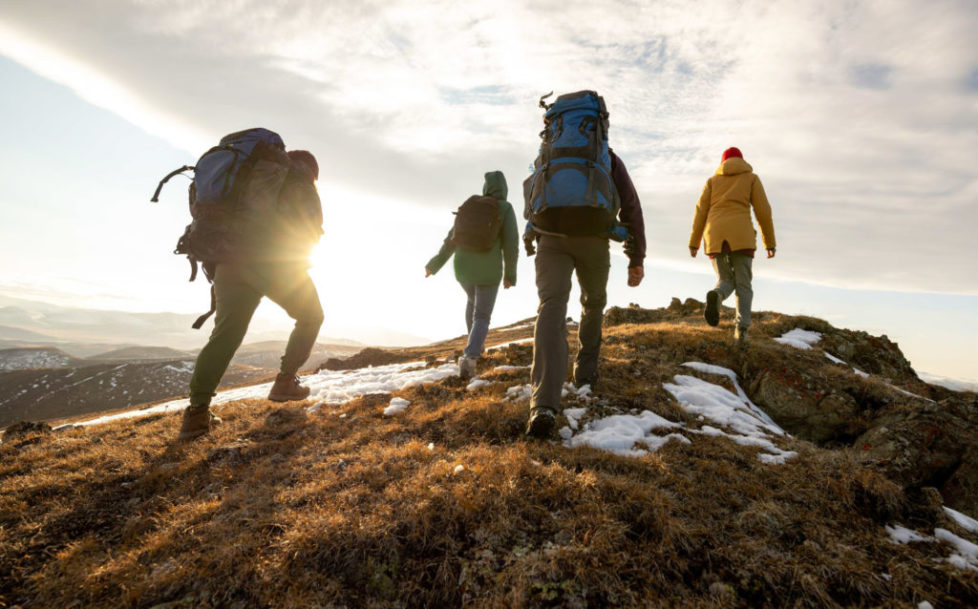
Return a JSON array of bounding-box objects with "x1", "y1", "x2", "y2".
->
[
  {"x1": 522, "y1": 91, "x2": 646, "y2": 439},
  {"x1": 151, "y1": 129, "x2": 324, "y2": 441},
  {"x1": 425, "y1": 171, "x2": 519, "y2": 380}
]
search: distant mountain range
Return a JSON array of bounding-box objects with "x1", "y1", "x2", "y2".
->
[{"x1": 0, "y1": 294, "x2": 368, "y2": 354}]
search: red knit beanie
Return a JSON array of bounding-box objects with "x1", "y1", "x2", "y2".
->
[
  {"x1": 288, "y1": 150, "x2": 319, "y2": 181},
  {"x1": 721, "y1": 147, "x2": 743, "y2": 162}
]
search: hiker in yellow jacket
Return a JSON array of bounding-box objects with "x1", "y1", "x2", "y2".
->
[{"x1": 688, "y1": 147, "x2": 776, "y2": 343}]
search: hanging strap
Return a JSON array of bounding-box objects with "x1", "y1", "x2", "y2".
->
[{"x1": 191, "y1": 284, "x2": 217, "y2": 330}]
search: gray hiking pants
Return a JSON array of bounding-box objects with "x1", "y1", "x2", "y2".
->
[
  {"x1": 711, "y1": 252, "x2": 753, "y2": 329},
  {"x1": 531, "y1": 235, "x2": 610, "y2": 411}
]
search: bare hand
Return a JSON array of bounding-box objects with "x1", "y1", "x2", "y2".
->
[
  {"x1": 503, "y1": 280, "x2": 513, "y2": 289},
  {"x1": 425, "y1": 267, "x2": 432, "y2": 277},
  {"x1": 689, "y1": 247, "x2": 698, "y2": 258},
  {"x1": 627, "y1": 266, "x2": 644, "y2": 287},
  {"x1": 767, "y1": 248, "x2": 776, "y2": 259}
]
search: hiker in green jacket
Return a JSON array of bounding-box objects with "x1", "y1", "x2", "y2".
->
[{"x1": 425, "y1": 171, "x2": 519, "y2": 380}]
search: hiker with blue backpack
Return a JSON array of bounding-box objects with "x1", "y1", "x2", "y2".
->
[
  {"x1": 152, "y1": 129, "x2": 325, "y2": 441},
  {"x1": 688, "y1": 147, "x2": 776, "y2": 345},
  {"x1": 522, "y1": 91, "x2": 646, "y2": 439},
  {"x1": 425, "y1": 171, "x2": 519, "y2": 380}
]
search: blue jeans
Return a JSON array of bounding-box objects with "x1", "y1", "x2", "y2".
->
[{"x1": 461, "y1": 283, "x2": 500, "y2": 358}]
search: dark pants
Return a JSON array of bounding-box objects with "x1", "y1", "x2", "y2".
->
[
  {"x1": 188, "y1": 262, "x2": 323, "y2": 406},
  {"x1": 531, "y1": 235, "x2": 610, "y2": 411}
]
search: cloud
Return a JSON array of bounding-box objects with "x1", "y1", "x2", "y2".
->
[{"x1": 1, "y1": 0, "x2": 977, "y2": 294}]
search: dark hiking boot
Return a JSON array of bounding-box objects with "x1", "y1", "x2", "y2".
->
[
  {"x1": 573, "y1": 372, "x2": 598, "y2": 390},
  {"x1": 268, "y1": 374, "x2": 312, "y2": 402},
  {"x1": 525, "y1": 407, "x2": 556, "y2": 439},
  {"x1": 458, "y1": 356, "x2": 477, "y2": 381},
  {"x1": 705, "y1": 290, "x2": 720, "y2": 327},
  {"x1": 177, "y1": 404, "x2": 220, "y2": 442}
]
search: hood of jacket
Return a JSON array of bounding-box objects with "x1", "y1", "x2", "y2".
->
[
  {"x1": 483, "y1": 171, "x2": 508, "y2": 200},
  {"x1": 715, "y1": 157, "x2": 753, "y2": 176}
]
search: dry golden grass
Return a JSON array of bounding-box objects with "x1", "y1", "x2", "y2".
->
[{"x1": 1, "y1": 314, "x2": 976, "y2": 608}]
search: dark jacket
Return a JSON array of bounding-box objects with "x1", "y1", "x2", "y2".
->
[
  {"x1": 426, "y1": 171, "x2": 519, "y2": 286},
  {"x1": 611, "y1": 151, "x2": 646, "y2": 267}
]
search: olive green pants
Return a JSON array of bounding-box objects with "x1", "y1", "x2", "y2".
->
[
  {"x1": 530, "y1": 235, "x2": 610, "y2": 411},
  {"x1": 188, "y1": 262, "x2": 323, "y2": 406}
]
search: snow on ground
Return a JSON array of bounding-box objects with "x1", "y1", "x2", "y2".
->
[
  {"x1": 774, "y1": 328, "x2": 822, "y2": 350},
  {"x1": 886, "y1": 522, "x2": 978, "y2": 572},
  {"x1": 487, "y1": 337, "x2": 534, "y2": 350},
  {"x1": 945, "y1": 507, "x2": 978, "y2": 533},
  {"x1": 935, "y1": 528, "x2": 978, "y2": 571},
  {"x1": 562, "y1": 411, "x2": 689, "y2": 457},
  {"x1": 466, "y1": 378, "x2": 496, "y2": 391},
  {"x1": 66, "y1": 361, "x2": 459, "y2": 429},
  {"x1": 663, "y1": 363, "x2": 796, "y2": 464},
  {"x1": 383, "y1": 397, "x2": 411, "y2": 416}
]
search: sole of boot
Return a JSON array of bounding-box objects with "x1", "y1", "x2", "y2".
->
[
  {"x1": 267, "y1": 393, "x2": 309, "y2": 403},
  {"x1": 705, "y1": 290, "x2": 720, "y2": 327}
]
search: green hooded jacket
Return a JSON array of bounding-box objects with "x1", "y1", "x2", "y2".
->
[{"x1": 426, "y1": 171, "x2": 519, "y2": 287}]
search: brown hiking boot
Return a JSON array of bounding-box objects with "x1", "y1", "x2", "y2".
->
[
  {"x1": 525, "y1": 407, "x2": 556, "y2": 439},
  {"x1": 177, "y1": 404, "x2": 221, "y2": 442},
  {"x1": 268, "y1": 373, "x2": 312, "y2": 402}
]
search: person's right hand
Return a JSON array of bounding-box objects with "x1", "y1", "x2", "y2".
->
[
  {"x1": 689, "y1": 247, "x2": 698, "y2": 258},
  {"x1": 628, "y1": 266, "x2": 644, "y2": 287},
  {"x1": 425, "y1": 267, "x2": 432, "y2": 277}
]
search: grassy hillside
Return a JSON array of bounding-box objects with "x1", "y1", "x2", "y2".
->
[{"x1": 1, "y1": 304, "x2": 976, "y2": 608}]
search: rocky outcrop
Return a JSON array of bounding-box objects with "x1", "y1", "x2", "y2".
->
[{"x1": 318, "y1": 348, "x2": 411, "y2": 371}]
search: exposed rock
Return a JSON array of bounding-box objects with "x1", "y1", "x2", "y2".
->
[
  {"x1": 749, "y1": 369, "x2": 867, "y2": 443},
  {"x1": 856, "y1": 395, "x2": 978, "y2": 515},
  {"x1": 3, "y1": 420, "x2": 52, "y2": 442},
  {"x1": 318, "y1": 348, "x2": 411, "y2": 371}
]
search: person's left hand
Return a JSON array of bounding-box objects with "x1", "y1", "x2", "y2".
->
[
  {"x1": 425, "y1": 267, "x2": 433, "y2": 277},
  {"x1": 504, "y1": 280, "x2": 513, "y2": 289},
  {"x1": 767, "y1": 248, "x2": 776, "y2": 259},
  {"x1": 628, "y1": 266, "x2": 644, "y2": 287}
]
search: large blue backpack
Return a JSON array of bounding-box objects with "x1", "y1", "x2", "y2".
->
[
  {"x1": 150, "y1": 128, "x2": 292, "y2": 327},
  {"x1": 523, "y1": 91, "x2": 624, "y2": 239}
]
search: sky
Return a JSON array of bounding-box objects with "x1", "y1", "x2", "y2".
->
[{"x1": 0, "y1": 0, "x2": 976, "y2": 379}]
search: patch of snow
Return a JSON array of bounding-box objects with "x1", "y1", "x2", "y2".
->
[
  {"x1": 918, "y1": 602, "x2": 934, "y2": 609},
  {"x1": 935, "y1": 528, "x2": 978, "y2": 571},
  {"x1": 853, "y1": 368, "x2": 870, "y2": 378},
  {"x1": 453, "y1": 464, "x2": 465, "y2": 474},
  {"x1": 487, "y1": 337, "x2": 534, "y2": 350},
  {"x1": 492, "y1": 365, "x2": 530, "y2": 372},
  {"x1": 886, "y1": 524, "x2": 933, "y2": 545},
  {"x1": 306, "y1": 403, "x2": 324, "y2": 414},
  {"x1": 774, "y1": 328, "x2": 822, "y2": 350},
  {"x1": 383, "y1": 397, "x2": 411, "y2": 416},
  {"x1": 824, "y1": 352, "x2": 847, "y2": 365},
  {"x1": 74, "y1": 360, "x2": 459, "y2": 429},
  {"x1": 564, "y1": 411, "x2": 685, "y2": 457},
  {"x1": 505, "y1": 384, "x2": 532, "y2": 402},
  {"x1": 945, "y1": 507, "x2": 978, "y2": 533},
  {"x1": 466, "y1": 378, "x2": 496, "y2": 391},
  {"x1": 563, "y1": 407, "x2": 587, "y2": 431}
]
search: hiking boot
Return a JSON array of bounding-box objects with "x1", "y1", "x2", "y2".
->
[
  {"x1": 458, "y1": 356, "x2": 477, "y2": 381},
  {"x1": 177, "y1": 404, "x2": 220, "y2": 441},
  {"x1": 268, "y1": 373, "x2": 311, "y2": 402},
  {"x1": 573, "y1": 371, "x2": 598, "y2": 390},
  {"x1": 734, "y1": 325, "x2": 749, "y2": 346},
  {"x1": 525, "y1": 407, "x2": 556, "y2": 439},
  {"x1": 705, "y1": 290, "x2": 720, "y2": 327}
]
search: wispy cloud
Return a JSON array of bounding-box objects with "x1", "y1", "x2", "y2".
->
[{"x1": 1, "y1": 0, "x2": 976, "y2": 294}]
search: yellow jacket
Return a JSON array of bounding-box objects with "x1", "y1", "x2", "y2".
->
[{"x1": 688, "y1": 157, "x2": 776, "y2": 254}]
